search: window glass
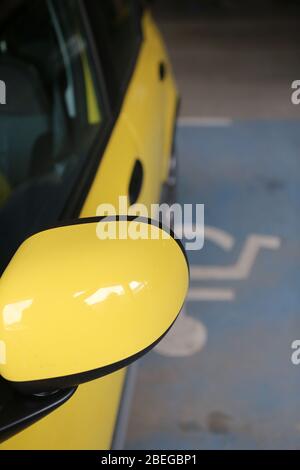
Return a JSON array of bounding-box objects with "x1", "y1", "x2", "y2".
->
[
  {"x1": 85, "y1": 0, "x2": 141, "y2": 110},
  {"x1": 0, "y1": 0, "x2": 106, "y2": 272}
]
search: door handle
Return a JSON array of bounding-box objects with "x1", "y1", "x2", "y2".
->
[{"x1": 128, "y1": 159, "x2": 144, "y2": 205}]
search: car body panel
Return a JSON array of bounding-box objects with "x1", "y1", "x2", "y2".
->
[
  {"x1": 0, "y1": 221, "x2": 189, "y2": 384},
  {"x1": 0, "y1": 9, "x2": 177, "y2": 450}
]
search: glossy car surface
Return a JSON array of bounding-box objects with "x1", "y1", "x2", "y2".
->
[{"x1": 0, "y1": 0, "x2": 178, "y2": 449}]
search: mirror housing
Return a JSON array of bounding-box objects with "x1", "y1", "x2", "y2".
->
[{"x1": 0, "y1": 217, "x2": 189, "y2": 394}]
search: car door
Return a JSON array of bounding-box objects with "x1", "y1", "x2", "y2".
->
[
  {"x1": 84, "y1": 0, "x2": 175, "y2": 208},
  {"x1": 117, "y1": 3, "x2": 179, "y2": 202},
  {"x1": 120, "y1": 8, "x2": 178, "y2": 204},
  {"x1": 0, "y1": 0, "x2": 177, "y2": 450},
  {"x1": 0, "y1": 0, "x2": 141, "y2": 450}
]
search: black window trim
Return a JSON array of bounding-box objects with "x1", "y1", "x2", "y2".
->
[
  {"x1": 110, "y1": 0, "x2": 144, "y2": 113},
  {"x1": 60, "y1": 0, "x2": 144, "y2": 222}
]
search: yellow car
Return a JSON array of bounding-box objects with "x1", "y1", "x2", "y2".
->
[{"x1": 0, "y1": 0, "x2": 188, "y2": 450}]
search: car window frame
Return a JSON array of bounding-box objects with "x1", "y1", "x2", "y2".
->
[
  {"x1": 0, "y1": 0, "x2": 143, "y2": 265},
  {"x1": 59, "y1": 0, "x2": 114, "y2": 220},
  {"x1": 83, "y1": 0, "x2": 143, "y2": 114},
  {"x1": 60, "y1": 0, "x2": 144, "y2": 221}
]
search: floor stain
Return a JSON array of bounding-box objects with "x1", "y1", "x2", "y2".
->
[{"x1": 206, "y1": 411, "x2": 233, "y2": 435}]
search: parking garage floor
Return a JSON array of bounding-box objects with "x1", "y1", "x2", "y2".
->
[{"x1": 125, "y1": 6, "x2": 300, "y2": 450}]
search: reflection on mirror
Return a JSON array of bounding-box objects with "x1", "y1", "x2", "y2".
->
[{"x1": 0, "y1": 217, "x2": 189, "y2": 394}]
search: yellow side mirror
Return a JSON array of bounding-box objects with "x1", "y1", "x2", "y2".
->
[{"x1": 0, "y1": 217, "x2": 189, "y2": 394}]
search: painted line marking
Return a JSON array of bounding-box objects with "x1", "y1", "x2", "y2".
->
[
  {"x1": 191, "y1": 234, "x2": 281, "y2": 280},
  {"x1": 155, "y1": 306, "x2": 207, "y2": 357},
  {"x1": 205, "y1": 226, "x2": 235, "y2": 251},
  {"x1": 187, "y1": 288, "x2": 235, "y2": 301},
  {"x1": 178, "y1": 116, "x2": 233, "y2": 127},
  {"x1": 175, "y1": 224, "x2": 235, "y2": 251}
]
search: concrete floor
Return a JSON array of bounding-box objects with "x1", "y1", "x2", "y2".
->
[
  {"x1": 125, "y1": 4, "x2": 300, "y2": 450},
  {"x1": 155, "y1": 3, "x2": 300, "y2": 119}
]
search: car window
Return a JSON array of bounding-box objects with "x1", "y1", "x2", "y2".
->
[
  {"x1": 85, "y1": 0, "x2": 142, "y2": 111},
  {"x1": 0, "y1": 0, "x2": 107, "y2": 273}
]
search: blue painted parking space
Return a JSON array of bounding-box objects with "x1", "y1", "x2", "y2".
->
[{"x1": 125, "y1": 120, "x2": 300, "y2": 450}]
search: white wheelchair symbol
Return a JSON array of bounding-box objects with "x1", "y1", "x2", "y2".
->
[
  {"x1": 188, "y1": 225, "x2": 281, "y2": 301},
  {"x1": 155, "y1": 225, "x2": 281, "y2": 357}
]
